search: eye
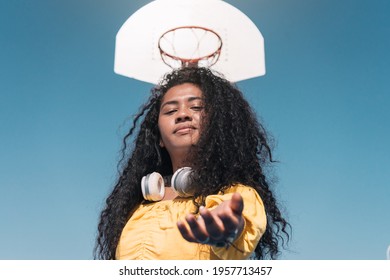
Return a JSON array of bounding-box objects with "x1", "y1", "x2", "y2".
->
[
  {"x1": 164, "y1": 109, "x2": 177, "y2": 115},
  {"x1": 191, "y1": 106, "x2": 204, "y2": 111}
]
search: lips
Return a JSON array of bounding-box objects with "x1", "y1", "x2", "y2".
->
[{"x1": 173, "y1": 125, "x2": 196, "y2": 134}]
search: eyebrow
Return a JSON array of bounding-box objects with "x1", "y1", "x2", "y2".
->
[{"x1": 160, "y1": 96, "x2": 203, "y2": 109}]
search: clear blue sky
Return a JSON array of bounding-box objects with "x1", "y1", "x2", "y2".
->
[{"x1": 0, "y1": 0, "x2": 389, "y2": 259}]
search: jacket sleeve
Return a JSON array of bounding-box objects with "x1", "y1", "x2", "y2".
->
[{"x1": 204, "y1": 184, "x2": 267, "y2": 260}]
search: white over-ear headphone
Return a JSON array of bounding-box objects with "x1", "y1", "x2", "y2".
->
[{"x1": 141, "y1": 167, "x2": 195, "y2": 201}]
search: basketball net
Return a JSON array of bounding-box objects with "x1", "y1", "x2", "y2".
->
[{"x1": 158, "y1": 26, "x2": 222, "y2": 69}]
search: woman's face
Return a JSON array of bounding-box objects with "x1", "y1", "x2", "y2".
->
[{"x1": 158, "y1": 83, "x2": 204, "y2": 159}]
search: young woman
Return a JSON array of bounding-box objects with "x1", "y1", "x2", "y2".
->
[{"x1": 95, "y1": 67, "x2": 290, "y2": 260}]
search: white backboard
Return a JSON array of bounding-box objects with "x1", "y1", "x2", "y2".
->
[{"x1": 115, "y1": 0, "x2": 265, "y2": 84}]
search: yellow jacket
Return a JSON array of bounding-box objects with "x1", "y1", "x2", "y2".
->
[{"x1": 116, "y1": 184, "x2": 266, "y2": 260}]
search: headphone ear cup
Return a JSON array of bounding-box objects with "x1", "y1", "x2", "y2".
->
[
  {"x1": 171, "y1": 167, "x2": 194, "y2": 197},
  {"x1": 141, "y1": 172, "x2": 165, "y2": 201}
]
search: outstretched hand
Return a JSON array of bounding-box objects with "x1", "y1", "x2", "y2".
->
[{"x1": 177, "y1": 192, "x2": 244, "y2": 246}]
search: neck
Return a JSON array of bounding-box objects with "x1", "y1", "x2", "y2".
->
[
  {"x1": 162, "y1": 187, "x2": 178, "y2": 201},
  {"x1": 170, "y1": 152, "x2": 191, "y2": 173}
]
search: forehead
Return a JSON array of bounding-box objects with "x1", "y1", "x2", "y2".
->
[{"x1": 162, "y1": 83, "x2": 203, "y2": 102}]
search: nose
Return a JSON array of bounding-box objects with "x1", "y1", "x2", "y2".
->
[{"x1": 175, "y1": 107, "x2": 192, "y2": 123}]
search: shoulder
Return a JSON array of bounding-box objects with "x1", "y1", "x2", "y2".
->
[
  {"x1": 220, "y1": 184, "x2": 256, "y2": 194},
  {"x1": 220, "y1": 184, "x2": 262, "y2": 202},
  {"x1": 205, "y1": 183, "x2": 264, "y2": 208}
]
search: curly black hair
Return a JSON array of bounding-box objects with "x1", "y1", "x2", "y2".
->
[{"x1": 95, "y1": 67, "x2": 290, "y2": 260}]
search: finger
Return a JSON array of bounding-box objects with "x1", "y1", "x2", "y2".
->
[
  {"x1": 230, "y1": 192, "x2": 244, "y2": 216},
  {"x1": 185, "y1": 214, "x2": 209, "y2": 243},
  {"x1": 219, "y1": 210, "x2": 240, "y2": 234},
  {"x1": 218, "y1": 194, "x2": 244, "y2": 234},
  {"x1": 199, "y1": 206, "x2": 224, "y2": 240},
  {"x1": 177, "y1": 220, "x2": 197, "y2": 243}
]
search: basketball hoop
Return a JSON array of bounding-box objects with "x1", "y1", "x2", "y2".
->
[{"x1": 158, "y1": 26, "x2": 223, "y2": 69}]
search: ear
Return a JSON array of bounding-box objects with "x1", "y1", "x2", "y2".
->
[{"x1": 159, "y1": 139, "x2": 165, "y2": 148}]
